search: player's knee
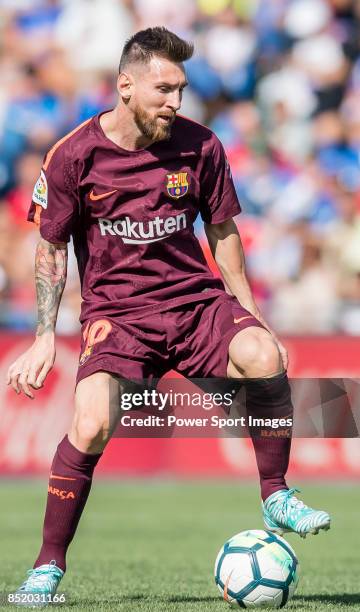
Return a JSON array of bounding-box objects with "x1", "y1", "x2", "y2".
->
[
  {"x1": 70, "y1": 372, "x2": 119, "y2": 452},
  {"x1": 70, "y1": 392, "x2": 112, "y2": 452},
  {"x1": 71, "y1": 410, "x2": 111, "y2": 452},
  {"x1": 229, "y1": 329, "x2": 281, "y2": 377}
]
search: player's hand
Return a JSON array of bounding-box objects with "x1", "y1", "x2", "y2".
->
[{"x1": 6, "y1": 333, "x2": 56, "y2": 399}]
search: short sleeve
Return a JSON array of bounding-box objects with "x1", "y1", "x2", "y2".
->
[
  {"x1": 27, "y1": 147, "x2": 78, "y2": 243},
  {"x1": 199, "y1": 135, "x2": 241, "y2": 224}
]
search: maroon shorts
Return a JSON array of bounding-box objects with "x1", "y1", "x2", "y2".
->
[{"x1": 76, "y1": 293, "x2": 264, "y2": 386}]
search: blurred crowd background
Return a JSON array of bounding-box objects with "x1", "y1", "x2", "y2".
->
[{"x1": 1, "y1": 0, "x2": 360, "y2": 335}]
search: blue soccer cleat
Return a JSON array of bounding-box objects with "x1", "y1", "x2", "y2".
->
[
  {"x1": 14, "y1": 560, "x2": 64, "y2": 607},
  {"x1": 263, "y1": 487, "x2": 331, "y2": 539}
]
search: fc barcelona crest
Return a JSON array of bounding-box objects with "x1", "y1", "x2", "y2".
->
[{"x1": 166, "y1": 172, "x2": 189, "y2": 199}]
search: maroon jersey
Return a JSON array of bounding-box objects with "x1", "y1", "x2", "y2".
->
[{"x1": 28, "y1": 112, "x2": 241, "y2": 323}]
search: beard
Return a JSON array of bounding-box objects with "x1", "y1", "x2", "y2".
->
[{"x1": 133, "y1": 104, "x2": 174, "y2": 142}]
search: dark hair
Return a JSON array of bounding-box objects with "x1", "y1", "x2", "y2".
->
[{"x1": 119, "y1": 27, "x2": 194, "y2": 72}]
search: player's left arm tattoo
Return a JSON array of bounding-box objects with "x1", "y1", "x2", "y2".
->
[{"x1": 35, "y1": 238, "x2": 68, "y2": 336}]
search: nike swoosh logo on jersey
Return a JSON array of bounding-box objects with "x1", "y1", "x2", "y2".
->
[
  {"x1": 89, "y1": 189, "x2": 118, "y2": 201},
  {"x1": 233, "y1": 315, "x2": 254, "y2": 324}
]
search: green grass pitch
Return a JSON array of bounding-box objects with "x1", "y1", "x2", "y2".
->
[{"x1": 0, "y1": 481, "x2": 359, "y2": 611}]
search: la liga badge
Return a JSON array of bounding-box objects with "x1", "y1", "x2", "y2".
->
[
  {"x1": 166, "y1": 172, "x2": 189, "y2": 199},
  {"x1": 32, "y1": 170, "x2": 48, "y2": 209}
]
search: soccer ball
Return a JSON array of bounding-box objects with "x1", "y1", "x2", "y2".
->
[{"x1": 214, "y1": 529, "x2": 300, "y2": 608}]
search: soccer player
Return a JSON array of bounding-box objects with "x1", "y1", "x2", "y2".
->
[{"x1": 7, "y1": 27, "x2": 330, "y2": 601}]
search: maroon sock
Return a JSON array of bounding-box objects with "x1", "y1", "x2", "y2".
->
[
  {"x1": 34, "y1": 435, "x2": 102, "y2": 572},
  {"x1": 244, "y1": 373, "x2": 293, "y2": 501}
]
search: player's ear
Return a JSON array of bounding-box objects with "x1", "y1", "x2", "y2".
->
[{"x1": 117, "y1": 72, "x2": 133, "y2": 103}]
